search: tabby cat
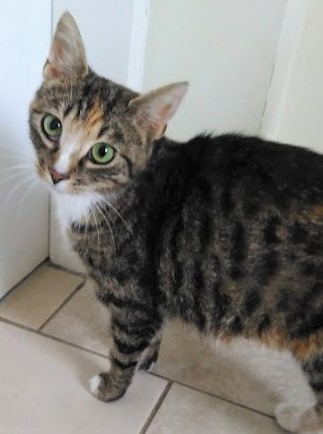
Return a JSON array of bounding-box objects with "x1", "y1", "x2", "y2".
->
[{"x1": 29, "y1": 12, "x2": 323, "y2": 433}]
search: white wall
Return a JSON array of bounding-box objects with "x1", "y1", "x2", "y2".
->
[
  {"x1": 0, "y1": 1, "x2": 51, "y2": 297},
  {"x1": 144, "y1": 0, "x2": 288, "y2": 141},
  {"x1": 261, "y1": 0, "x2": 323, "y2": 154},
  {"x1": 53, "y1": 0, "x2": 132, "y2": 86}
]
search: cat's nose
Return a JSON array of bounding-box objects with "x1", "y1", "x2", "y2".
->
[{"x1": 50, "y1": 168, "x2": 70, "y2": 184}]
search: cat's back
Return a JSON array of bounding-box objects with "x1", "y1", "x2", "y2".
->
[
  {"x1": 182, "y1": 134, "x2": 323, "y2": 211},
  {"x1": 159, "y1": 134, "x2": 323, "y2": 333}
]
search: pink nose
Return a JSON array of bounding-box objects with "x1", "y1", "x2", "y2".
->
[{"x1": 50, "y1": 169, "x2": 70, "y2": 184}]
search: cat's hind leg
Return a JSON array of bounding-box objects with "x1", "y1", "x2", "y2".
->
[
  {"x1": 138, "y1": 331, "x2": 162, "y2": 371},
  {"x1": 276, "y1": 352, "x2": 323, "y2": 433}
]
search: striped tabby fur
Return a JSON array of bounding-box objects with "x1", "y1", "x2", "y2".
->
[{"x1": 29, "y1": 13, "x2": 323, "y2": 433}]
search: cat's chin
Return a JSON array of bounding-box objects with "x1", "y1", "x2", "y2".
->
[
  {"x1": 51, "y1": 180, "x2": 70, "y2": 194},
  {"x1": 48, "y1": 180, "x2": 82, "y2": 196}
]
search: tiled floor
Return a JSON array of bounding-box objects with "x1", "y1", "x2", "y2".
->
[{"x1": 0, "y1": 263, "x2": 317, "y2": 433}]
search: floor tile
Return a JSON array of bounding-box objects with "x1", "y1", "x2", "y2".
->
[
  {"x1": 43, "y1": 280, "x2": 112, "y2": 355},
  {"x1": 43, "y1": 283, "x2": 314, "y2": 416},
  {"x1": 152, "y1": 320, "x2": 315, "y2": 415},
  {"x1": 0, "y1": 265, "x2": 83, "y2": 329},
  {"x1": 0, "y1": 321, "x2": 167, "y2": 434},
  {"x1": 146, "y1": 384, "x2": 287, "y2": 434}
]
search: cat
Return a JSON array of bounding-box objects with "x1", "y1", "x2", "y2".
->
[{"x1": 29, "y1": 12, "x2": 323, "y2": 433}]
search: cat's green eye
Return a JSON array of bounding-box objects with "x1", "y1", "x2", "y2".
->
[
  {"x1": 42, "y1": 114, "x2": 62, "y2": 140},
  {"x1": 89, "y1": 143, "x2": 115, "y2": 164}
]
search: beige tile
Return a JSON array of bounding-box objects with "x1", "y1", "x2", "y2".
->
[
  {"x1": 146, "y1": 384, "x2": 286, "y2": 434},
  {"x1": 42, "y1": 284, "x2": 314, "y2": 416},
  {"x1": 0, "y1": 265, "x2": 83, "y2": 329},
  {"x1": 152, "y1": 320, "x2": 315, "y2": 416},
  {"x1": 0, "y1": 321, "x2": 167, "y2": 434},
  {"x1": 43, "y1": 280, "x2": 112, "y2": 355}
]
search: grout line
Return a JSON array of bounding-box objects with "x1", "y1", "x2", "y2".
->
[
  {"x1": 0, "y1": 264, "x2": 277, "y2": 422},
  {"x1": 0, "y1": 316, "x2": 44, "y2": 334},
  {"x1": 147, "y1": 371, "x2": 274, "y2": 420},
  {"x1": 0, "y1": 258, "x2": 49, "y2": 303},
  {"x1": 47, "y1": 261, "x2": 85, "y2": 278},
  {"x1": 40, "y1": 331, "x2": 109, "y2": 360},
  {"x1": 0, "y1": 308, "x2": 276, "y2": 420},
  {"x1": 139, "y1": 381, "x2": 172, "y2": 434},
  {"x1": 37, "y1": 280, "x2": 85, "y2": 332},
  {"x1": 0, "y1": 316, "x2": 109, "y2": 360},
  {"x1": 0, "y1": 312, "x2": 277, "y2": 421}
]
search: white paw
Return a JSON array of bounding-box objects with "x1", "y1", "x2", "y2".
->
[
  {"x1": 89, "y1": 374, "x2": 102, "y2": 396},
  {"x1": 88, "y1": 373, "x2": 126, "y2": 402},
  {"x1": 275, "y1": 403, "x2": 321, "y2": 433},
  {"x1": 275, "y1": 403, "x2": 302, "y2": 432}
]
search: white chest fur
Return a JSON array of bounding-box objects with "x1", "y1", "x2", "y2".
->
[
  {"x1": 53, "y1": 192, "x2": 98, "y2": 231},
  {"x1": 50, "y1": 192, "x2": 100, "y2": 273}
]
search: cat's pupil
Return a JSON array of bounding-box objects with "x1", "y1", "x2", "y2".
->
[
  {"x1": 50, "y1": 119, "x2": 60, "y2": 130},
  {"x1": 98, "y1": 145, "x2": 107, "y2": 157}
]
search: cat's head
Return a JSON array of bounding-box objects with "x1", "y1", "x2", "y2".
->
[{"x1": 29, "y1": 12, "x2": 188, "y2": 199}]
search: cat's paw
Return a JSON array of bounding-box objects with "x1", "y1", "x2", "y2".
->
[
  {"x1": 275, "y1": 403, "x2": 323, "y2": 433},
  {"x1": 275, "y1": 403, "x2": 303, "y2": 432},
  {"x1": 89, "y1": 373, "x2": 126, "y2": 402}
]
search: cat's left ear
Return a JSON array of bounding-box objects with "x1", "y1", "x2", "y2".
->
[
  {"x1": 128, "y1": 82, "x2": 189, "y2": 140},
  {"x1": 43, "y1": 11, "x2": 88, "y2": 81}
]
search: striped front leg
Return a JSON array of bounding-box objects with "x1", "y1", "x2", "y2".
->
[{"x1": 90, "y1": 308, "x2": 162, "y2": 402}]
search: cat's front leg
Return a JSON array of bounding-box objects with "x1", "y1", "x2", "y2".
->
[{"x1": 90, "y1": 311, "x2": 162, "y2": 402}]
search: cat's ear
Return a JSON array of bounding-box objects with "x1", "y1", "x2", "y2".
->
[
  {"x1": 43, "y1": 12, "x2": 88, "y2": 81},
  {"x1": 128, "y1": 82, "x2": 189, "y2": 140}
]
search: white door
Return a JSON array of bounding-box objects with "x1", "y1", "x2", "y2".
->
[
  {"x1": 49, "y1": 0, "x2": 149, "y2": 271},
  {"x1": 0, "y1": 1, "x2": 51, "y2": 297},
  {"x1": 261, "y1": 0, "x2": 323, "y2": 153}
]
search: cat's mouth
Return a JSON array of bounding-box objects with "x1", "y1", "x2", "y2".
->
[
  {"x1": 38, "y1": 168, "x2": 72, "y2": 194},
  {"x1": 52, "y1": 179, "x2": 70, "y2": 194},
  {"x1": 47, "y1": 168, "x2": 73, "y2": 194},
  {"x1": 35, "y1": 162, "x2": 71, "y2": 194}
]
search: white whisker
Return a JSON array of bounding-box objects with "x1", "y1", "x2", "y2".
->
[
  {"x1": 5, "y1": 175, "x2": 38, "y2": 206},
  {"x1": 0, "y1": 164, "x2": 34, "y2": 172},
  {"x1": 83, "y1": 212, "x2": 90, "y2": 240},
  {"x1": 95, "y1": 203, "x2": 116, "y2": 252},
  {"x1": 94, "y1": 193, "x2": 132, "y2": 233},
  {"x1": 70, "y1": 82, "x2": 74, "y2": 102},
  {"x1": 0, "y1": 147, "x2": 35, "y2": 160},
  {"x1": 15, "y1": 179, "x2": 39, "y2": 220},
  {"x1": 0, "y1": 155, "x2": 33, "y2": 162},
  {"x1": 91, "y1": 206, "x2": 101, "y2": 251},
  {"x1": 85, "y1": 202, "x2": 96, "y2": 241},
  {"x1": 0, "y1": 172, "x2": 28, "y2": 187},
  {"x1": 98, "y1": 202, "x2": 116, "y2": 231}
]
